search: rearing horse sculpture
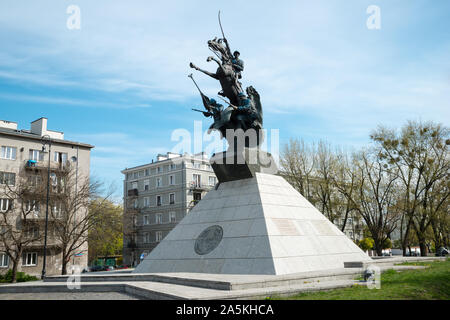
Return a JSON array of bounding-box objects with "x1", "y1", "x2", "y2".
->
[{"x1": 189, "y1": 37, "x2": 243, "y2": 106}]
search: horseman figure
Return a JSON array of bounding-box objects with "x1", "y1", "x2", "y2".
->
[{"x1": 188, "y1": 14, "x2": 263, "y2": 147}]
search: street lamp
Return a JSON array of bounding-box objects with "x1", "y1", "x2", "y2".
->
[
  {"x1": 70, "y1": 147, "x2": 78, "y2": 270},
  {"x1": 40, "y1": 135, "x2": 51, "y2": 279}
]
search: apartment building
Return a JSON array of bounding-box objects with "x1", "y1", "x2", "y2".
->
[
  {"x1": 0, "y1": 118, "x2": 93, "y2": 276},
  {"x1": 121, "y1": 152, "x2": 217, "y2": 267}
]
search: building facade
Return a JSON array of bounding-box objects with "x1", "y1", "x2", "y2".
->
[
  {"x1": 122, "y1": 152, "x2": 217, "y2": 267},
  {"x1": 0, "y1": 118, "x2": 93, "y2": 276}
]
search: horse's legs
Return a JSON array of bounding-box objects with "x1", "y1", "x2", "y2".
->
[{"x1": 190, "y1": 63, "x2": 219, "y2": 80}]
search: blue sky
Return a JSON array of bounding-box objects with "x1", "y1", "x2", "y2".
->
[{"x1": 1, "y1": 0, "x2": 449, "y2": 198}]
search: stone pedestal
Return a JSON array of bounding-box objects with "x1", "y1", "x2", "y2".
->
[
  {"x1": 210, "y1": 147, "x2": 278, "y2": 183},
  {"x1": 133, "y1": 172, "x2": 371, "y2": 275}
]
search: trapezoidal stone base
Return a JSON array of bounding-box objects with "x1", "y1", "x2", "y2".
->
[{"x1": 133, "y1": 173, "x2": 371, "y2": 275}]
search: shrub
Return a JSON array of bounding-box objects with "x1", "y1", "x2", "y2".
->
[
  {"x1": 358, "y1": 238, "x2": 375, "y2": 251},
  {"x1": 0, "y1": 270, "x2": 38, "y2": 283},
  {"x1": 382, "y1": 238, "x2": 392, "y2": 249}
]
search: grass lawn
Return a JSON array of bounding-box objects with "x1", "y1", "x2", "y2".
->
[{"x1": 272, "y1": 258, "x2": 450, "y2": 300}]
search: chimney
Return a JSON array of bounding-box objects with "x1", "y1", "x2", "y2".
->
[{"x1": 30, "y1": 118, "x2": 48, "y2": 136}]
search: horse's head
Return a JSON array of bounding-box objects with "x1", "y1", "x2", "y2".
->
[{"x1": 207, "y1": 37, "x2": 231, "y2": 63}]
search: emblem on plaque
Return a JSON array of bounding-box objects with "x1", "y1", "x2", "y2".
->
[{"x1": 194, "y1": 225, "x2": 224, "y2": 255}]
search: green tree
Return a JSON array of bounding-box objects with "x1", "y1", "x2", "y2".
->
[{"x1": 88, "y1": 200, "x2": 123, "y2": 265}]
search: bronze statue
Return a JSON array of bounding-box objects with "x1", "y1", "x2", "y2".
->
[{"x1": 189, "y1": 12, "x2": 263, "y2": 145}]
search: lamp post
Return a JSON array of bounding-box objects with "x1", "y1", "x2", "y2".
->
[
  {"x1": 41, "y1": 135, "x2": 51, "y2": 280},
  {"x1": 70, "y1": 146, "x2": 79, "y2": 270}
]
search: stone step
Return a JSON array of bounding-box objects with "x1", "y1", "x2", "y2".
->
[
  {"x1": 44, "y1": 267, "x2": 362, "y2": 291},
  {"x1": 0, "y1": 263, "x2": 431, "y2": 300},
  {"x1": 0, "y1": 278, "x2": 359, "y2": 300}
]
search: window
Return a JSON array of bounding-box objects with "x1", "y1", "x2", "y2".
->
[
  {"x1": 144, "y1": 179, "x2": 150, "y2": 191},
  {"x1": 138, "y1": 171, "x2": 144, "y2": 178},
  {"x1": 133, "y1": 199, "x2": 138, "y2": 209},
  {"x1": 170, "y1": 164, "x2": 176, "y2": 171},
  {"x1": 25, "y1": 200, "x2": 40, "y2": 214},
  {"x1": 131, "y1": 182, "x2": 138, "y2": 190},
  {"x1": 133, "y1": 172, "x2": 138, "y2": 179},
  {"x1": 193, "y1": 192, "x2": 202, "y2": 202},
  {"x1": 193, "y1": 162, "x2": 201, "y2": 169},
  {"x1": 348, "y1": 218, "x2": 353, "y2": 224},
  {"x1": 50, "y1": 172, "x2": 58, "y2": 192},
  {"x1": 209, "y1": 176, "x2": 217, "y2": 186},
  {"x1": 28, "y1": 175, "x2": 42, "y2": 187},
  {"x1": 156, "y1": 213, "x2": 162, "y2": 224},
  {"x1": 0, "y1": 172, "x2": 15, "y2": 186},
  {"x1": 156, "y1": 177, "x2": 162, "y2": 188},
  {"x1": 205, "y1": 164, "x2": 211, "y2": 170},
  {"x1": 169, "y1": 193, "x2": 175, "y2": 205},
  {"x1": 0, "y1": 253, "x2": 9, "y2": 268},
  {"x1": 193, "y1": 174, "x2": 201, "y2": 187},
  {"x1": 22, "y1": 252, "x2": 37, "y2": 266},
  {"x1": 156, "y1": 231, "x2": 162, "y2": 242},
  {"x1": 29, "y1": 149, "x2": 43, "y2": 161},
  {"x1": 0, "y1": 199, "x2": 13, "y2": 212},
  {"x1": 349, "y1": 231, "x2": 354, "y2": 238},
  {"x1": 144, "y1": 197, "x2": 150, "y2": 207},
  {"x1": 156, "y1": 195, "x2": 162, "y2": 206},
  {"x1": 157, "y1": 167, "x2": 162, "y2": 174},
  {"x1": 143, "y1": 215, "x2": 149, "y2": 225},
  {"x1": 26, "y1": 226, "x2": 39, "y2": 239},
  {"x1": 1, "y1": 146, "x2": 16, "y2": 160},
  {"x1": 54, "y1": 152, "x2": 68, "y2": 164},
  {"x1": 51, "y1": 203, "x2": 62, "y2": 218},
  {"x1": 169, "y1": 175, "x2": 175, "y2": 185},
  {"x1": 145, "y1": 169, "x2": 150, "y2": 176},
  {"x1": 143, "y1": 232, "x2": 150, "y2": 244},
  {"x1": 169, "y1": 212, "x2": 176, "y2": 223}
]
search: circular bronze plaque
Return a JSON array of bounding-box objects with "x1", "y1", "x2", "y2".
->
[{"x1": 194, "y1": 225, "x2": 223, "y2": 255}]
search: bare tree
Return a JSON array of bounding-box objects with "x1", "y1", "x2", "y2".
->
[
  {"x1": 332, "y1": 151, "x2": 361, "y2": 234},
  {"x1": 51, "y1": 168, "x2": 114, "y2": 275},
  {"x1": 0, "y1": 170, "x2": 45, "y2": 282},
  {"x1": 338, "y1": 151, "x2": 400, "y2": 255},
  {"x1": 312, "y1": 141, "x2": 337, "y2": 220},
  {"x1": 371, "y1": 120, "x2": 450, "y2": 256},
  {"x1": 280, "y1": 138, "x2": 316, "y2": 204}
]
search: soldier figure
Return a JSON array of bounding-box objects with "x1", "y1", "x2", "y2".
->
[
  {"x1": 233, "y1": 92, "x2": 258, "y2": 129},
  {"x1": 224, "y1": 38, "x2": 244, "y2": 79},
  {"x1": 202, "y1": 98, "x2": 223, "y2": 120},
  {"x1": 231, "y1": 51, "x2": 244, "y2": 79}
]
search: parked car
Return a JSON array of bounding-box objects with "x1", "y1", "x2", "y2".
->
[
  {"x1": 436, "y1": 247, "x2": 449, "y2": 256},
  {"x1": 115, "y1": 265, "x2": 129, "y2": 270},
  {"x1": 105, "y1": 266, "x2": 115, "y2": 271},
  {"x1": 89, "y1": 265, "x2": 106, "y2": 272}
]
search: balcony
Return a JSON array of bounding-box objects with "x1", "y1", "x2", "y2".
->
[
  {"x1": 189, "y1": 181, "x2": 210, "y2": 191},
  {"x1": 22, "y1": 213, "x2": 62, "y2": 222},
  {"x1": 25, "y1": 240, "x2": 62, "y2": 249},
  {"x1": 25, "y1": 160, "x2": 68, "y2": 172},
  {"x1": 128, "y1": 189, "x2": 139, "y2": 197}
]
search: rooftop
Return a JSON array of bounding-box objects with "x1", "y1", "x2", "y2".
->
[
  {"x1": 122, "y1": 152, "x2": 210, "y2": 173},
  {"x1": 0, "y1": 118, "x2": 94, "y2": 149}
]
